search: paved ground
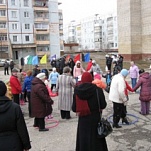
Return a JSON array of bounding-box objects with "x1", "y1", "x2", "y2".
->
[{"x1": 1, "y1": 70, "x2": 151, "y2": 151}]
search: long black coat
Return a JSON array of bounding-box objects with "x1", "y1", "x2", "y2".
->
[
  {"x1": 72, "y1": 83, "x2": 108, "y2": 151},
  {"x1": 31, "y1": 77, "x2": 53, "y2": 118},
  {"x1": 0, "y1": 96, "x2": 31, "y2": 151}
]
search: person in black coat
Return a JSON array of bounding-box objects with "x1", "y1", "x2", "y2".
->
[
  {"x1": 118, "y1": 54, "x2": 124, "y2": 69},
  {"x1": 59, "y1": 56, "x2": 66, "y2": 74},
  {"x1": 113, "y1": 61, "x2": 121, "y2": 76},
  {"x1": 106, "y1": 55, "x2": 113, "y2": 71},
  {"x1": 72, "y1": 72, "x2": 108, "y2": 151},
  {"x1": 0, "y1": 81, "x2": 31, "y2": 151},
  {"x1": 10, "y1": 60, "x2": 15, "y2": 73},
  {"x1": 32, "y1": 65, "x2": 40, "y2": 77},
  {"x1": 51, "y1": 58, "x2": 56, "y2": 68},
  {"x1": 67, "y1": 58, "x2": 75, "y2": 76},
  {"x1": 3, "y1": 60, "x2": 9, "y2": 75}
]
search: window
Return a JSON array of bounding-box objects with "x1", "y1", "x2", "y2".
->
[
  {"x1": 25, "y1": 24, "x2": 30, "y2": 29},
  {"x1": 24, "y1": 11, "x2": 29, "y2": 17},
  {"x1": 0, "y1": 10, "x2": 6, "y2": 16},
  {"x1": 25, "y1": 35, "x2": 29, "y2": 41},
  {"x1": 11, "y1": 11, "x2": 17, "y2": 18},
  {"x1": 12, "y1": 23, "x2": 17, "y2": 30},
  {"x1": 13, "y1": 36, "x2": 17, "y2": 42},
  {"x1": 11, "y1": 0, "x2": 15, "y2": 5},
  {"x1": 24, "y1": 0, "x2": 29, "y2": 7},
  {"x1": 0, "y1": 22, "x2": 6, "y2": 28},
  {"x1": 0, "y1": 34, "x2": 7, "y2": 41},
  {"x1": 35, "y1": 23, "x2": 49, "y2": 29},
  {"x1": 0, "y1": 0, "x2": 5, "y2": 4}
]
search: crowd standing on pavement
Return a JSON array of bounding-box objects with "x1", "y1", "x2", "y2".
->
[{"x1": 1, "y1": 53, "x2": 151, "y2": 150}]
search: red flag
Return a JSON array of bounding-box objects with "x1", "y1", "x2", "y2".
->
[
  {"x1": 66, "y1": 54, "x2": 70, "y2": 61},
  {"x1": 74, "y1": 54, "x2": 80, "y2": 63}
]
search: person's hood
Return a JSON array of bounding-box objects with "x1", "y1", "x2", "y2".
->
[
  {"x1": 74, "y1": 83, "x2": 97, "y2": 100},
  {"x1": 75, "y1": 61, "x2": 81, "y2": 66},
  {"x1": 140, "y1": 72, "x2": 150, "y2": 79},
  {"x1": 32, "y1": 77, "x2": 44, "y2": 85},
  {"x1": 0, "y1": 96, "x2": 12, "y2": 113}
]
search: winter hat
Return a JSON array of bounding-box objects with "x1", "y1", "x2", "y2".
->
[
  {"x1": 81, "y1": 72, "x2": 93, "y2": 83},
  {"x1": 36, "y1": 73, "x2": 46, "y2": 80},
  {"x1": 12, "y1": 68, "x2": 19, "y2": 72},
  {"x1": 52, "y1": 67, "x2": 56, "y2": 72},
  {"x1": 139, "y1": 69, "x2": 145, "y2": 74},
  {"x1": 94, "y1": 73, "x2": 101, "y2": 80},
  {"x1": 92, "y1": 60, "x2": 96, "y2": 64},
  {"x1": 35, "y1": 65, "x2": 39, "y2": 68},
  {"x1": 120, "y1": 69, "x2": 128, "y2": 77},
  {"x1": 0, "y1": 81, "x2": 7, "y2": 96}
]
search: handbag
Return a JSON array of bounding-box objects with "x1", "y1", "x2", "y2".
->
[{"x1": 96, "y1": 89, "x2": 113, "y2": 138}]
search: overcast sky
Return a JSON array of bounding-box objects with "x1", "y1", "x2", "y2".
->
[{"x1": 59, "y1": 0, "x2": 117, "y2": 24}]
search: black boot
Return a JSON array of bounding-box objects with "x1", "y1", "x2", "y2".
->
[
  {"x1": 113, "y1": 124, "x2": 122, "y2": 128},
  {"x1": 122, "y1": 118, "x2": 129, "y2": 125}
]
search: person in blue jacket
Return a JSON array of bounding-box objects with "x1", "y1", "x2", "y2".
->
[
  {"x1": 22, "y1": 70, "x2": 34, "y2": 117},
  {"x1": 48, "y1": 67, "x2": 59, "y2": 91}
]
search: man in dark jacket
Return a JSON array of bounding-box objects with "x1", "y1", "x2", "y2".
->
[
  {"x1": 51, "y1": 58, "x2": 56, "y2": 68},
  {"x1": 31, "y1": 73, "x2": 53, "y2": 131},
  {"x1": 9, "y1": 60, "x2": 15, "y2": 72},
  {"x1": 32, "y1": 65, "x2": 40, "y2": 77},
  {"x1": 106, "y1": 55, "x2": 113, "y2": 71},
  {"x1": 118, "y1": 54, "x2": 124, "y2": 69},
  {"x1": 0, "y1": 81, "x2": 31, "y2": 151},
  {"x1": 3, "y1": 60, "x2": 9, "y2": 75},
  {"x1": 59, "y1": 56, "x2": 66, "y2": 74}
]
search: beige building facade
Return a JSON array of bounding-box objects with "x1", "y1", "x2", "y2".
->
[{"x1": 117, "y1": 0, "x2": 151, "y2": 60}]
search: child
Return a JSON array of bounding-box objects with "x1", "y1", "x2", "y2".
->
[
  {"x1": 102, "y1": 70, "x2": 112, "y2": 93},
  {"x1": 122, "y1": 80, "x2": 133, "y2": 124},
  {"x1": 92, "y1": 72, "x2": 106, "y2": 89},
  {"x1": 102, "y1": 70, "x2": 112, "y2": 86},
  {"x1": 48, "y1": 67, "x2": 59, "y2": 92}
]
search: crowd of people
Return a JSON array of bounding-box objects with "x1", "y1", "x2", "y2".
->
[{"x1": 0, "y1": 53, "x2": 151, "y2": 151}]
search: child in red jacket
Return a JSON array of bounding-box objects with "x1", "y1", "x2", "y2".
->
[{"x1": 122, "y1": 80, "x2": 133, "y2": 125}]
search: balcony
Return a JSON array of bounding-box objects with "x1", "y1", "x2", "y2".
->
[
  {"x1": 36, "y1": 51, "x2": 50, "y2": 56},
  {"x1": 33, "y1": 6, "x2": 48, "y2": 12},
  {"x1": 59, "y1": 19, "x2": 63, "y2": 24},
  {"x1": 33, "y1": 0, "x2": 48, "y2": 11},
  {"x1": 0, "y1": 5, "x2": 6, "y2": 9},
  {"x1": 0, "y1": 16, "x2": 7, "y2": 21},
  {"x1": 1, "y1": 41, "x2": 8, "y2": 46},
  {"x1": 35, "y1": 17, "x2": 49, "y2": 22},
  {"x1": 36, "y1": 40, "x2": 50, "y2": 45},
  {"x1": 35, "y1": 29, "x2": 50, "y2": 34},
  {"x1": 59, "y1": 29, "x2": 63, "y2": 34},
  {"x1": 0, "y1": 29, "x2": 7, "y2": 33}
]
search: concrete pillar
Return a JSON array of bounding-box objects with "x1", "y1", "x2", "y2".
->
[{"x1": 117, "y1": 0, "x2": 142, "y2": 60}]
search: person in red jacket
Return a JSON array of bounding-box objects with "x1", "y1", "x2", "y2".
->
[
  {"x1": 10, "y1": 68, "x2": 22, "y2": 105},
  {"x1": 122, "y1": 80, "x2": 134, "y2": 124}
]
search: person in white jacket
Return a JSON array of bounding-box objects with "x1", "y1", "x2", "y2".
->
[{"x1": 109, "y1": 69, "x2": 129, "y2": 128}]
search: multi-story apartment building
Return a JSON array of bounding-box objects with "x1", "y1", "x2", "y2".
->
[
  {"x1": 63, "y1": 14, "x2": 118, "y2": 52},
  {"x1": 0, "y1": 0, "x2": 61, "y2": 60},
  {"x1": 0, "y1": 0, "x2": 8, "y2": 58},
  {"x1": 102, "y1": 15, "x2": 118, "y2": 51}
]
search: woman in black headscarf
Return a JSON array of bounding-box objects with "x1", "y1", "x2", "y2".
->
[
  {"x1": 72, "y1": 72, "x2": 108, "y2": 151},
  {"x1": 0, "y1": 81, "x2": 31, "y2": 151}
]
